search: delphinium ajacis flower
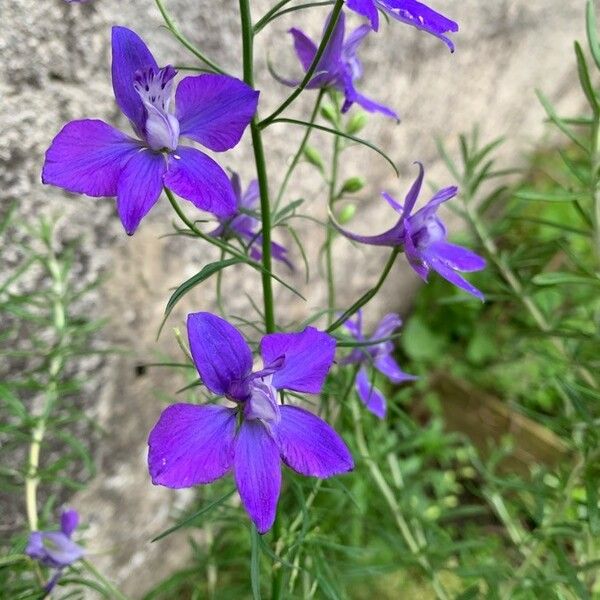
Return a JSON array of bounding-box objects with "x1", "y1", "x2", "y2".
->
[
  {"x1": 333, "y1": 163, "x2": 486, "y2": 299},
  {"x1": 43, "y1": 27, "x2": 259, "y2": 235},
  {"x1": 148, "y1": 312, "x2": 353, "y2": 533},
  {"x1": 342, "y1": 310, "x2": 416, "y2": 418},
  {"x1": 347, "y1": 0, "x2": 458, "y2": 50},
  {"x1": 26, "y1": 509, "x2": 84, "y2": 593},
  {"x1": 280, "y1": 11, "x2": 398, "y2": 118},
  {"x1": 210, "y1": 172, "x2": 293, "y2": 269}
]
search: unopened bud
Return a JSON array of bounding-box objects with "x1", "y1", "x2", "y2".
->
[
  {"x1": 338, "y1": 204, "x2": 356, "y2": 224},
  {"x1": 320, "y1": 103, "x2": 338, "y2": 125},
  {"x1": 346, "y1": 112, "x2": 368, "y2": 135},
  {"x1": 340, "y1": 177, "x2": 365, "y2": 194},
  {"x1": 303, "y1": 145, "x2": 324, "y2": 171}
]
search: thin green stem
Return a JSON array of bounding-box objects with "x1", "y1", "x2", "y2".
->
[
  {"x1": 255, "y1": 1, "x2": 336, "y2": 33},
  {"x1": 81, "y1": 559, "x2": 130, "y2": 600},
  {"x1": 274, "y1": 90, "x2": 324, "y2": 212},
  {"x1": 591, "y1": 113, "x2": 600, "y2": 263},
  {"x1": 350, "y1": 397, "x2": 450, "y2": 600},
  {"x1": 254, "y1": 0, "x2": 295, "y2": 34},
  {"x1": 259, "y1": 0, "x2": 344, "y2": 128},
  {"x1": 327, "y1": 248, "x2": 400, "y2": 332},
  {"x1": 154, "y1": 0, "x2": 226, "y2": 74}
]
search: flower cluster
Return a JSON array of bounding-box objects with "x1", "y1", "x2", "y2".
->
[{"x1": 41, "y1": 0, "x2": 482, "y2": 537}]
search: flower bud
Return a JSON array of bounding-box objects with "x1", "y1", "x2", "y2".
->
[
  {"x1": 303, "y1": 145, "x2": 325, "y2": 171},
  {"x1": 338, "y1": 204, "x2": 356, "y2": 224},
  {"x1": 346, "y1": 112, "x2": 368, "y2": 135},
  {"x1": 340, "y1": 177, "x2": 365, "y2": 194},
  {"x1": 320, "y1": 103, "x2": 338, "y2": 125}
]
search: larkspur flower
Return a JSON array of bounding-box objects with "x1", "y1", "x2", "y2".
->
[
  {"x1": 343, "y1": 311, "x2": 416, "y2": 418},
  {"x1": 333, "y1": 163, "x2": 486, "y2": 299},
  {"x1": 148, "y1": 312, "x2": 353, "y2": 533},
  {"x1": 42, "y1": 27, "x2": 259, "y2": 235},
  {"x1": 26, "y1": 509, "x2": 84, "y2": 593},
  {"x1": 281, "y1": 11, "x2": 397, "y2": 118},
  {"x1": 210, "y1": 172, "x2": 292, "y2": 269},
  {"x1": 347, "y1": 0, "x2": 458, "y2": 50}
]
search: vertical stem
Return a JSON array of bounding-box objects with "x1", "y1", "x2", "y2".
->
[
  {"x1": 325, "y1": 102, "x2": 341, "y2": 325},
  {"x1": 240, "y1": 0, "x2": 276, "y2": 335},
  {"x1": 591, "y1": 116, "x2": 600, "y2": 262}
]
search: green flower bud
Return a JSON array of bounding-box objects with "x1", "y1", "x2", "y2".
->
[
  {"x1": 320, "y1": 103, "x2": 338, "y2": 125},
  {"x1": 338, "y1": 204, "x2": 356, "y2": 224},
  {"x1": 340, "y1": 177, "x2": 365, "y2": 194},
  {"x1": 303, "y1": 145, "x2": 324, "y2": 171},
  {"x1": 346, "y1": 111, "x2": 368, "y2": 135}
]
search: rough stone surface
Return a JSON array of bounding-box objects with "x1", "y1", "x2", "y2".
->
[{"x1": 0, "y1": 0, "x2": 587, "y2": 593}]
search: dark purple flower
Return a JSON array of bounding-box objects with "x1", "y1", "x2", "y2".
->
[
  {"x1": 148, "y1": 312, "x2": 353, "y2": 534},
  {"x1": 346, "y1": 0, "x2": 458, "y2": 50},
  {"x1": 42, "y1": 27, "x2": 259, "y2": 235},
  {"x1": 333, "y1": 163, "x2": 486, "y2": 299},
  {"x1": 26, "y1": 509, "x2": 84, "y2": 593},
  {"x1": 210, "y1": 173, "x2": 292, "y2": 269},
  {"x1": 281, "y1": 11, "x2": 397, "y2": 118},
  {"x1": 342, "y1": 311, "x2": 416, "y2": 418}
]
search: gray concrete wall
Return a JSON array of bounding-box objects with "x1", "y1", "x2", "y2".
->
[{"x1": 0, "y1": 0, "x2": 588, "y2": 592}]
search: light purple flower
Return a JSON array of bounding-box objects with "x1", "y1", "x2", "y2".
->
[
  {"x1": 210, "y1": 172, "x2": 293, "y2": 269},
  {"x1": 42, "y1": 27, "x2": 259, "y2": 235},
  {"x1": 333, "y1": 163, "x2": 486, "y2": 299},
  {"x1": 148, "y1": 312, "x2": 353, "y2": 534},
  {"x1": 346, "y1": 0, "x2": 458, "y2": 50},
  {"x1": 280, "y1": 11, "x2": 397, "y2": 118},
  {"x1": 26, "y1": 509, "x2": 84, "y2": 593},
  {"x1": 342, "y1": 311, "x2": 416, "y2": 418}
]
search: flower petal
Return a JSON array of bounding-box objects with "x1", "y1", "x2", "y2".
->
[
  {"x1": 401, "y1": 162, "x2": 425, "y2": 218},
  {"x1": 187, "y1": 312, "x2": 253, "y2": 398},
  {"x1": 372, "y1": 313, "x2": 402, "y2": 340},
  {"x1": 42, "y1": 119, "x2": 139, "y2": 197},
  {"x1": 356, "y1": 367, "x2": 387, "y2": 419},
  {"x1": 374, "y1": 354, "x2": 416, "y2": 383},
  {"x1": 60, "y1": 509, "x2": 79, "y2": 538},
  {"x1": 289, "y1": 28, "x2": 318, "y2": 71},
  {"x1": 176, "y1": 74, "x2": 259, "y2": 152},
  {"x1": 319, "y1": 10, "x2": 346, "y2": 71},
  {"x1": 275, "y1": 406, "x2": 353, "y2": 477},
  {"x1": 164, "y1": 146, "x2": 236, "y2": 217},
  {"x1": 427, "y1": 256, "x2": 484, "y2": 300},
  {"x1": 234, "y1": 420, "x2": 281, "y2": 534},
  {"x1": 116, "y1": 148, "x2": 166, "y2": 235},
  {"x1": 343, "y1": 25, "x2": 371, "y2": 59},
  {"x1": 381, "y1": 0, "x2": 458, "y2": 51},
  {"x1": 111, "y1": 26, "x2": 158, "y2": 134},
  {"x1": 346, "y1": 0, "x2": 380, "y2": 31},
  {"x1": 426, "y1": 241, "x2": 486, "y2": 272},
  {"x1": 260, "y1": 327, "x2": 336, "y2": 394},
  {"x1": 148, "y1": 403, "x2": 236, "y2": 488}
]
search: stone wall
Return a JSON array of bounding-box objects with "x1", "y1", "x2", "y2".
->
[{"x1": 0, "y1": 0, "x2": 587, "y2": 592}]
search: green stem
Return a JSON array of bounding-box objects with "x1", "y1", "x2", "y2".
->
[
  {"x1": 327, "y1": 248, "x2": 400, "y2": 332},
  {"x1": 254, "y1": 0, "x2": 295, "y2": 34},
  {"x1": 325, "y1": 108, "x2": 341, "y2": 325},
  {"x1": 255, "y1": 1, "x2": 336, "y2": 33},
  {"x1": 259, "y1": 0, "x2": 344, "y2": 128},
  {"x1": 350, "y1": 398, "x2": 450, "y2": 600},
  {"x1": 591, "y1": 113, "x2": 600, "y2": 263},
  {"x1": 274, "y1": 90, "x2": 324, "y2": 212},
  {"x1": 81, "y1": 559, "x2": 130, "y2": 600},
  {"x1": 154, "y1": 0, "x2": 226, "y2": 74}
]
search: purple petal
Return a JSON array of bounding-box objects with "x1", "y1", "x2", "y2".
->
[
  {"x1": 176, "y1": 74, "x2": 258, "y2": 152},
  {"x1": 289, "y1": 28, "x2": 318, "y2": 71},
  {"x1": 331, "y1": 215, "x2": 402, "y2": 247},
  {"x1": 26, "y1": 531, "x2": 84, "y2": 569},
  {"x1": 380, "y1": 0, "x2": 458, "y2": 51},
  {"x1": 374, "y1": 354, "x2": 416, "y2": 383},
  {"x1": 401, "y1": 162, "x2": 425, "y2": 218},
  {"x1": 427, "y1": 256, "x2": 484, "y2": 300},
  {"x1": 116, "y1": 149, "x2": 166, "y2": 235},
  {"x1": 111, "y1": 26, "x2": 158, "y2": 135},
  {"x1": 352, "y1": 89, "x2": 399, "y2": 119},
  {"x1": 241, "y1": 180, "x2": 260, "y2": 209},
  {"x1": 60, "y1": 509, "x2": 79, "y2": 538},
  {"x1": 346, "y1": 0, "x2": 380, "y2": 31},
  {"x1": 319, "y1": 10, "x2": 346, "y2": 70},
  {"x1": 372, "y1": 313, "x2": 402, "y2": 340},
  {"x1": 356, "y1": 367, "x2": 387, "y2": 419},
  {"x1": 275, "y1": 406, "x2": 353, "y2": 477},
  {"x1": 382, "y1": 192, "x2": 404, "y2": 214},
  {"x1": 409, "y1": 184, "x2": 458, "y2": 223},
  {"x1": 42, "y1": 119, "x2": 139, "y2": 197},
  {"x1": 402, "y1": 218, "x2": 430, "y2": 280},
  {"x1": 164, "y1": 147, "x2": 236, "y2": 217},
  {"x1": 343, "y1": 25, "x2": 371, "y2": 59},
  {"x1": 343, "y1": 309, "x2": 363, "y2": 340},
  {"x1": 148, "y1": 403, "x2": 236, "y2": 488},
  {"x1": 187, "y1": 312, "x2": 253, "y2": 398},
  {"x1": 260, "y1": 327, "x2": 335, "y2": 394},
  {"x1": 234, "y1": 420, "x2": 281, "y2": 534},
  {"x1": 426, "y1": 241, "x2": 486, "y2": 272}
]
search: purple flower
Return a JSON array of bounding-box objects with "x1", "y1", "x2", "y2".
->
[
  {"x1": 148, "y1": 312, "x2": 353, "y2": 533},
  {"x1": 333, "y1": 163, "x2": 486, "y2": 299},
  {"x1": 343, "y1": 311, "x2": 416, "y2": 418},
  {"x1": 42, "y1": 27, "x2": 259, "y2": 235},
  {"x1": 281, "y1": 11, "x2": 397, "y2": 118},
  {"x1": 26, "y1": 509, "x2": 84, "y2": 593},
  {"x1": 210, "y1": 172, "x2": 293, "y2": 269},
  {"x1": 346, "y1": 0, "x2": 458, "y2": 51}
]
